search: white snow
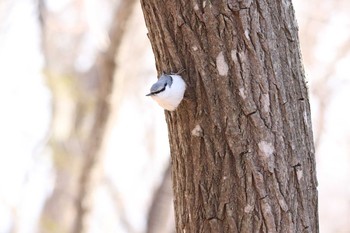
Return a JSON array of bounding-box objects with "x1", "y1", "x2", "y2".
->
[
  {"x1": 261, "y1": 94, "x2": 270, "y2": 112},
  {"x1": 239, "y1": 87, "x2": 247, "y2": 99},
  {"x1": 244, "y1": 29, "x2": 250, "y2": 40},
  {"x1": 258, "y1": 141, "x2": 274, "y2": 158},
  {"x1": 216, "y1": 51, "x2": 229, "y2": 76},
  {"x1": 296, "y1": 169, "x2": 303, "y2": 180},
  {"x1": 231, "y1": 49, "x2": 237, "y2": 62},
  {"x1": 191, "y1": 124, "x2": 203, "y2": 137},
  {"x1": 244, "y1": 204, "x2": 254, "y2": 213}
]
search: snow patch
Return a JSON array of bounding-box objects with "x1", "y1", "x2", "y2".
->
[
  {"x1": 244, "y1": 204, "x2": 254, "y2": 213},
  {"x1": 297, "y1": 169, "x2": 303, "y2": 180},
  {"x1": 194, "y1": 3, "x2": 199, "y2": 11},
  {"x1": 191, "y1": 124, "x2": 203, "y2": 137},
  {"x1": 202, "y1": 1, "x2": 207, "y2": 8},
  {"x1": 239, "y1": 87, "x2": 246, "y2": 99},
  {"x1": 216, "y1": 51, "x2": 228, "y2": 76},
  {"x1": 231, "y1": 49, "x2": 237, "y2": 62},
  {"x1": 245, "y1": 29, "x2": 250, "y2": 40},
  {"x1": 261, "y1": 94, "x2": 270, "y2": 112},
  {"x1": 303, "y1": 110, "x2": 310, "y2": 129},
  {"x1": 258, "y1": 141, "x2": 274, "y2": 158}
]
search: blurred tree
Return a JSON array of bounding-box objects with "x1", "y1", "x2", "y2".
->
[
  {"x1": 146, "y1": 162, "x2": 175, "y2": 233},
  {"x1": 38, "y1": 0, "x2": 136, "y2": 232},
  {"x1": 140, "y1": 0, "x2": 318, "y2": 232}
]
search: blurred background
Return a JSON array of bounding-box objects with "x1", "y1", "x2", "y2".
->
[{"x1": 0, "y1": 0, "x2": 349, "y2": 232}]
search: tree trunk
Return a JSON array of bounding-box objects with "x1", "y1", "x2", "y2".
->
[{"x1": 140, "y1": 1, "x2": 318, "y2": 232}]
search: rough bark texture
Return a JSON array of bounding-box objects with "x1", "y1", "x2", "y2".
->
[{"x1": 140, "y1": 0, "x2": 318, "y2": 233}]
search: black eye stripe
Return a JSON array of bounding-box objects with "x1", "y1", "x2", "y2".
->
[{"x1": 150, "y1": 85, "x2": 166, "y2": 95}]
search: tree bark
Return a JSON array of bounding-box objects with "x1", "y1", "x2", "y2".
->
[{"x1": 140, "y1": 0, "x2": 318, "y2": 233}]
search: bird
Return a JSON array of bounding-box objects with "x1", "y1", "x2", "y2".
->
[{"x1": 146, "y1": 73, "x2": 186, "y2": 111}]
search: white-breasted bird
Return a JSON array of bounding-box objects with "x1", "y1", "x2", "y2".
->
[{"x1": 146, "y1": 73, "x2": 186, "y2": 111}]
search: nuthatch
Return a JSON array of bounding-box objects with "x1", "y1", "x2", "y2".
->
[{"x1": 146, "y1": 72, "x2": 186, "y2": 111}]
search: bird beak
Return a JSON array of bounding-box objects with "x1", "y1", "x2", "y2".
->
[{"x1": 146, "y1": 93, "x2": 153, "y2": 96}]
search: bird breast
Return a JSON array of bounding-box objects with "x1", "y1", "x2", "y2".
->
[{"x1": 151, "y1": 75, "x2": 186, "y2": 111}]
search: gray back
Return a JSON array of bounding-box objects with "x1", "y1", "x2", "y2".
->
[{"x1": 150, "y1": 75, "x2": 173, "y2": 93}]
